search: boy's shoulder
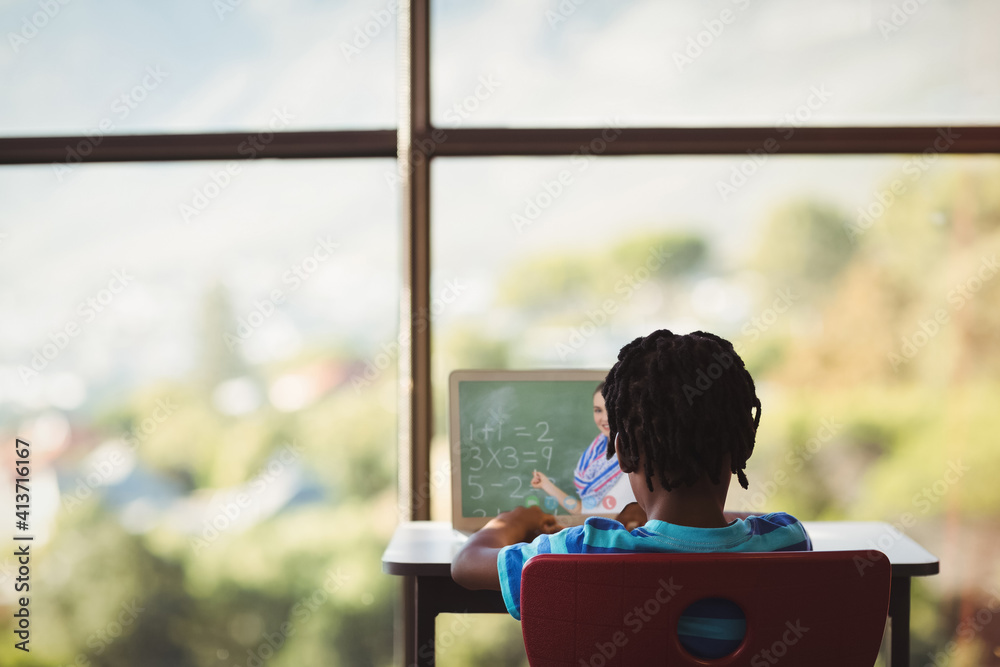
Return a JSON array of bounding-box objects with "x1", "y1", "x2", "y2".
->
[
  {"x1": 537, "y1": 517, "x2": 637, "y2": 554},
  {"x1": 746, "y1": 511, "x2": 804, "y2": 526},
  {"x1": 743, "y1": 511, "x2": 806, "y2": 532},
  {"x1": 742, "y1": 511, "x2": 812, "y2": 550}
]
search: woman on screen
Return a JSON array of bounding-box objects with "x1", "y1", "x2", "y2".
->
[{"x1": 530, "y1": 382, "x2": 634, "y2": 514}]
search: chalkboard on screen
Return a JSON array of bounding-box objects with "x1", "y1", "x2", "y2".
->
[{"x1": 449, "y1": 370, "x2": 610, "y2": 531}]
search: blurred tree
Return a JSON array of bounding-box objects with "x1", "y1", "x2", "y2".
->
[
  {"x1": 3, "y1": 345, "x2": 399, "y2": 667},
  {"x1": 2, "y1": 504, "x2": 197, "y2": 667},
  {"x1": 199, "y1": 283, "x2": 249, "y2": 389},
  {"x1": 496, "y1": 231, "x2": 707, "y2": 315},
  {"x1": 752, "y1": 199, "x2": 855, "y2": 298}
]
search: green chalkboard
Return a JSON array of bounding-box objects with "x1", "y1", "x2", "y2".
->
[{"x1": 450, "y1": 370, "x2": 607, "y2": 524}]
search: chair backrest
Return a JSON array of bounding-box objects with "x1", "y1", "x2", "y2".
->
[{"x1": 520, "y1": 550, "x2": 890, "y2": 666}]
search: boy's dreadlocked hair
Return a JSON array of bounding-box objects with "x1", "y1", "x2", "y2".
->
[{"x1": 603, "y1": 329, "x2": 760, "y2": 492}]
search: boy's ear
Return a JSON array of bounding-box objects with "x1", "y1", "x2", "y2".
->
[
  {"x1": 617, "y1": 449, "x2": 639, "y2": 474},
  {"x1": 611, "y1": 432, "x2": 632, "y2": 472}
]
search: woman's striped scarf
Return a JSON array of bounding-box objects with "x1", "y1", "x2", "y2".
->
[{"x1": 573, "y1": 434, "x2": 622, "y2": 505}]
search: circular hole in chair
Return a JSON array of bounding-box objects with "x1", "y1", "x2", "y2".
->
[{"x1": 677, "y1": 597, "x2": 747, "y2": 661}]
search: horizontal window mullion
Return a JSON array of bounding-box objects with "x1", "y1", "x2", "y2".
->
[
  {"x1": 0, "y1": 130, "x2": 398, "y2": 165},
  {"x1": 2, "y1": 126, "x2": 999, "y2": 165},
  {"x1": 433, "y1": 127, "x2": 1000, "y2": 156}
]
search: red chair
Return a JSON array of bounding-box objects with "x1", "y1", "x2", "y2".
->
[{"x1": 520, "y1": 550, "x2": 890, "y2": 666}]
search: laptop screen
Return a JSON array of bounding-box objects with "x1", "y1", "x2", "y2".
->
[{"x1": 449, "y1": 369, "x2": 635, "y2": 532}]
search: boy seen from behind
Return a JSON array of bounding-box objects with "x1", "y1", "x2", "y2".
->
[{"x1": 451, "y1": 329, "x2": 812, "y2": 658}]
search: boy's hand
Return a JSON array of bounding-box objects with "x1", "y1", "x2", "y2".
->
[
  {"x1": 452, "y1": 505, "x2": 559, "y2": 591},
  {"x1": 615, "y1": 502, "x2": 647, "y2": 531},
  {"x1": 490, "y1": 505, "x2": 559, "y2": 543}
]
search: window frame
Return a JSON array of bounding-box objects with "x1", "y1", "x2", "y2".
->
[{"x1": 3, "y1": 3, "x2": 999, "y2": 664}]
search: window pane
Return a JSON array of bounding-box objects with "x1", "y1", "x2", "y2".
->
[
  {"x1": 0, "y1": 0, "x2": 395, "y2": 136},
  {"x1": 0, "y1": 160, "x2": 400, "y2": 665},
  {"x1": 432, "y1": 0, "x2": 1000, "y2": 127},
  {"x1": 433, "y1": 153, "x2": 1000, "y2": 662}
]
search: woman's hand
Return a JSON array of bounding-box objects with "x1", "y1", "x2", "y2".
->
[
  {"x1": 530, "y1": 471, "x2": 581, "y2": 515},
  {"x1": 530, "y1": 470, "x2": 553, "y2": 492}
]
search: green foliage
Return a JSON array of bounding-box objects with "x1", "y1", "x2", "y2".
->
[
  {"x1": 294, "y1": 388, "x2": 396, "y2": 500},
  {"x1": 435, "y1": 614, "x2": 529, "y2": 667},
  {"x1": 5, "y1": 505, "x2": 197, "y2": 667},
  {"x1": 496, "y1": 231, "x2": 707, "y2": 315},
  {"x1": 4, "y1": 349, "x2": 398, "y2": 667},
  {"x1": 609, "y1": 233, "x2": 707, "y2": 277},
  {"x1": 753, "y1": 199, "x2": 855, "y2": 295}
]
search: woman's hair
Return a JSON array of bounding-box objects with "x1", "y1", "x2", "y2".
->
[
  {"x1": 594, "y1": 381, "x2": 605, "y2": 395},
  {"x1": 603, "y1": 329, "x2": 760, "y2": 491}
]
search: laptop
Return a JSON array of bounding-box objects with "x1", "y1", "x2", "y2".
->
[{"x1": 449, "y1": 369, "x2": 636, "y2": 534}]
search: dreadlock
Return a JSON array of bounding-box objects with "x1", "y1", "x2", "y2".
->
[{"x1": 603, "y1": 330, "x2": 760, "y2": 492}]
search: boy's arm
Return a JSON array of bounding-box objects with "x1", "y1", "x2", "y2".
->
[{"x1": 451, "y1": 506, "x2": 559, "y2": 590}]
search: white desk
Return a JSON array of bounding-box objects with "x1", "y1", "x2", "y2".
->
[{"x1": 383, "y1": 521, "x2": 939, "y2": 666}]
